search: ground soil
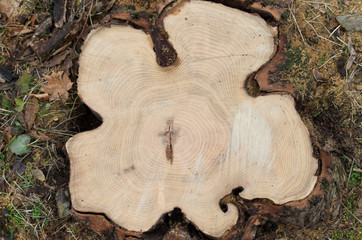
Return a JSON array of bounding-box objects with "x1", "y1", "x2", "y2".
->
[{"x1": 0, "y1": 0, "x2": 360, "y2": 239}]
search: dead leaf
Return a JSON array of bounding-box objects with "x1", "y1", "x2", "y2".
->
[
  {"x1": 346, "y1": 37, "x2": 356, "y2": 71},
  {"x1": 43, "y1": 49, "x2": 71, "y2": 68},
  {"x1": 13, "y1": 160, "x2": 26, "y2": 175},
  {"x1": 24, "y1": 97, "x2": 39, "y2": 130},
  {"x1": 17, "y1": 112, "x2": 26, "y2": 129},
  {"x1": 16, "y1": 71, "x2": 31, "y2": 94},
  {"x1": 30, "y1": 15, "x2": 37, "y2": 26},
  {"x1": 41, "y1": 71, "x2": 73, "y2": 103},
  {"x1": 312, "y1": 69, "x2": 327, "y2": 83},
  {"x1": 3, "y1": 126, "x2": 12, "y2": 142},
  {"x1": 30, "y1": 130, "x2": 51, "y2": 141},
  {"x1": 32, "y1": 168, "x2": 46, "y2": 181},
  {"x1": 62, "y1": 57, "x2": 73, "y2": 76}
]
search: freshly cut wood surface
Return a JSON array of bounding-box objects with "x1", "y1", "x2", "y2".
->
[{"x1": 67, "y1": 0, "x2": 318, "y2": 237}]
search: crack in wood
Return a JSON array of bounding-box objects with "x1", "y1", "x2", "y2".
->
[{"x1": 164, "y1": 120, "x2": 174, "y2": 164}]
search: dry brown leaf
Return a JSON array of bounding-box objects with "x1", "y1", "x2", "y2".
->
[
  {"x1": 32, "y1": 168, "x2": 46, "y2": 181},
  {"x1": 30, "y1": 130, "x2": 51, "y2": 141},
  {"x1": 41, "y1": 71, "x2": 73, "y2": 103},
  {"x1": 24, "y1": 97, "x2": 39, "y2": 131},
  {"x1": 312, "y1": 69, "x2": 327, "y2": 83},
  {"x1": 43, "y1": 50, "x2": 71, "y2": 68},
  {"x1": 62, "y1": 57, "x2": 73, "y2": 76},
  {"x1": 3, "y1": 126, "x2": 13, "y2": 142}
]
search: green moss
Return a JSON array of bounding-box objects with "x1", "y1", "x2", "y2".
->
[
  {"x1": 277, "y1": 44, "x2": 311, "y2": 99},
  {"x1": 332, "y1": 228, "x2": 361, "y2": 240},
  {"x1": 348, "y1": 165, "x2": 361, "y2": 189}
]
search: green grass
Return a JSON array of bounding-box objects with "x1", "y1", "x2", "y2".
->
[
  {"x1": 5, "y1": 199, "x2": 50, "y2": 239},
  {"x1": 5, "y1": 204, "x2": 26, "y2": 238},
  {"x1": 333, "y1": 229, "x2": 360, "y2": 240},
  {"x1": 348, "y1": 165, "x2": 361, "y2": 189}
]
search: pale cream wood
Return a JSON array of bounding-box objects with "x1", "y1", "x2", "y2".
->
[{"x1": 67, "y1": 1, "x2": 317, "y2": 237}]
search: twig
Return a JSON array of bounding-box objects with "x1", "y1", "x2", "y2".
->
[
  {"x1": 336, "y1": 36, "x2": 348, "y2": 47},
  {"x1": 51, "y1": 113, "x2": 83, "y2": 129},
  {"x1": 346, "y1": 158, "x2": 355, "y2": 189},
  {"x1": 73, "y1": 0, "x2": 93, "y2": 50},
  {"x1": 329, "y1": 25, "x2": 340, "y2": 38},
  {"x1": 290, "y1": 4, "x2": 306, "y2": 44},
  {"x1": 304, "y1": 20, "x2": 343, "y2": 47},
  {"x1": 319, "y1": 53, "x2": 341, "y2": 68},
  {"x1": 340, "y1": 201, "x2": 362, "y2": 224}
]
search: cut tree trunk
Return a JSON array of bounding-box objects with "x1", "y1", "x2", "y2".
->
[{"x1": 66, "y1": 0, "x2": 334, "y2": 239}]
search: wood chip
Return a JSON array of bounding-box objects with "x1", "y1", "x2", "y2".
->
[{"x1": 346, "y1": 36, "x2": 357, "y2": 70}]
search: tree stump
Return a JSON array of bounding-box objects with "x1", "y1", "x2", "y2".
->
[{"x1": 66, "y1": 0, "x2": 333, "y2": 239}]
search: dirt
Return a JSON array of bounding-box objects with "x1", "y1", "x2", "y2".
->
[{"x1": 0, "y1": 0, "x2": 360, "y2": 239}]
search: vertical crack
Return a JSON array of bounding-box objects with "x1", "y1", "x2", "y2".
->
[{"x1": 164, "y1": 120, "x2": 174, "y2": 164}]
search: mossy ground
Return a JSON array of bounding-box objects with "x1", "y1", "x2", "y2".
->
[
  {"x1": 0, "y1": 0, "x2": 360, "y2": 239},
  {"x1": 261, "y1": 0, "x2": 361, "y2": 239}
]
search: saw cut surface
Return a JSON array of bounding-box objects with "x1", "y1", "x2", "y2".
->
[{"x1": 67, "y1": 0, "x2": 318, "y2": 237}]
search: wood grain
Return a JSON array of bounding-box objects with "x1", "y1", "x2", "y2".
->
[{"x1": 67, "y1": 1, "x2": 318, "y2": 237}]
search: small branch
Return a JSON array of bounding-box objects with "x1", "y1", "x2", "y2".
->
[{"x1": 340, "y1": 201, "x2": 362, "y2": 224}]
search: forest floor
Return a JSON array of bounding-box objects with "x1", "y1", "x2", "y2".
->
[{"x1": 0, "y1": 0, "x2": 361, "y2": 239}]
